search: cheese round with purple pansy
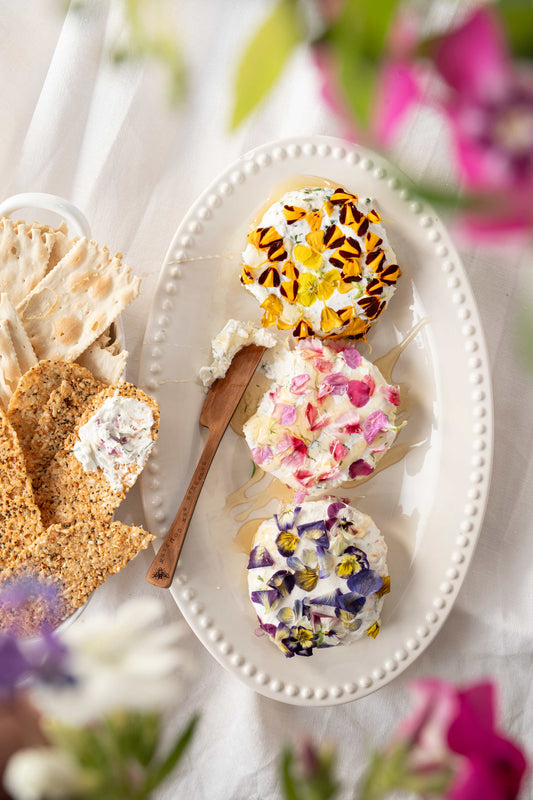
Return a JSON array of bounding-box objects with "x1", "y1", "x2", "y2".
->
[
  {"x1": 247, "y1": 499, "x2": 389, "y2": 657},
  {"x1": 240, "y1": 186, "x2": 401, "y2": 340},
  {"x1": 243, "y1": 338, "x2": 402, "y2": 496}
]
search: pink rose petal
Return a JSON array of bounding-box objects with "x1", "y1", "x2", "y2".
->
[
  {"x1": 273, "y1": 403, "x2": 297, "y2": 426},
  {"x1": 379, "y1": 384, "x2": 401, "y2": 406},
  {"x1": 314, "y1": 357, "x2": 334, "y2": 373},
  {"x1": 341, "y1": 346, "x2": 362, "y2": 369},
  {"x1": 289, "y1": 374, "x2": 311, "y2": 395},
  {"x1": 305, "y1": 403, "x2": 330, "y2": 431},
  {"x1": 330, "y1": 409, "x2": 361, "y2": 435},
  {"x1": 329, "y1": 439, "x2": 349, "y2": 462},
  {"x1": 347, "y1": 379, "x2": 371, "y2": 408},
  {"x1": 318, "y1": 372, "x2": 349, "y2": 400},
  {"x1": 251, "y1": 445, "x2": 273, "y2": 466},
  {"x1": 363, "y1": 410, "x2": 390, "y2": 444},
  {"x1": 348, "y1": 459, "x2": 374, "y2": 479}
]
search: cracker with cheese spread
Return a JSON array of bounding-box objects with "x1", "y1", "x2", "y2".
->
[{"x1": 37, "y1": 382, "x2": 159, "y2": 527}]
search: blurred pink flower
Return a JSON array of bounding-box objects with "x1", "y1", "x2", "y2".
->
[
  {"x1": 400, "y1": 678, "x2": 527, "y2": 800},
  {"x1": 377, "y1": 7, "x2": 533, "y2": 236}
]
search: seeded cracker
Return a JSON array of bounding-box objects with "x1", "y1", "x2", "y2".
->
[
  {"x1": 7, "y1": 360, "x2": 101, "y2": 467},
  {"x1": 0, "y1": 218, "x2": 54, "y2": 306},
  {"x1": 12, "y1": 520, "x2": 154, "y2": 626},
  {"x1": 37, "y1": 382, "x2": 159, "y2": 527},
  {"x1": 17, "y1": 238, "x2": 141, "y2": 362},
  {"x1": 0, "y1": 407, "x2": 43, "y2": 578},
  {"x1": 27, "y1": 370, "x2": 104, "y2": 482}
]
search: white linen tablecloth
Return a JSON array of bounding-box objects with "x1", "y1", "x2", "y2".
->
[{"x1": 1, "y1": 2, "x2": 532, "y2": 798}]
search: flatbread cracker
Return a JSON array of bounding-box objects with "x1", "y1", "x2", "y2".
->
[
  {"x1": 17, "y1": 237, "x2": 141, "y2": 362},
  {"x1": 37, "y1": 382, "x2": 159, "y2": 527},
  {"x1": 7, "y1": 360, "x2": 100, "y2": 462},
  {"x1": 27, "y1": 371, "x2": 104, "y2": 482},
  {"x1": 77, "y1": 335, "x2": 128, "y2": 384},
  {"x1": 0, "y1": 319, "x2": 22, "y2": 409},
  {"x1": 0, "y1": 293, "x2": 38, "y2": 375},
  {"x1": 0, "y1": 218, "x2": 54, "y2": 306},
  {"x1": 0, "y1": 407, "x2": 43, "y2": 577}
]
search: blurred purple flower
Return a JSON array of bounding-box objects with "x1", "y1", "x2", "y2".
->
[{"x1": 399, "y1": 678, "x2": 527, "y2": 800}]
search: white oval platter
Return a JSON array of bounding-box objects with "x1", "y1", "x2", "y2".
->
[{"x1": 139, "y1": 136, "x2": 493, "y2": 706}]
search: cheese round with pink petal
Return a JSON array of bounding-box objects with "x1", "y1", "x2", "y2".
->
[
  {"x1": 247, "y1": 499, "x2": 389, "y2": 657},
  {"x1": 243, "y1": 338, "x2": 402, "y2": 496},
  {"x1": 240, "y1": 186, "x2": 401, "y2": 340}
]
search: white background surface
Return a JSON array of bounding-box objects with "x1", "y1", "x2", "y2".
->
[{"x1": 1, "y1": 1, "x2": 532, "y2": 798}]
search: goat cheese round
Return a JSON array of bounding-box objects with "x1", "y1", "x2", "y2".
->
[
  {"x1": 247, "y1": 499, "x2": 389, "y2": 657},
  {"x1": 241, "y1": 186, "x2": 401, "y2": 340}
]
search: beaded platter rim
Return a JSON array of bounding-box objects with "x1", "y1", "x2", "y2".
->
[{"x1": 139, "y1": 135, "x2": 494, "y2": 706}]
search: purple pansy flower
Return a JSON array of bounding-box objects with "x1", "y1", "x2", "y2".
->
[
  {"x1": 267, "y1": 570, "x2": 295, "y2": 598},
  {"x1": 0, "y1": 635, "x2": 32, "y2": 697},
  {"x1": 347, "y1": 568, "x2": 383, "y2": 597},
  {"x1": 247, "y1": 544, "x2": 274, "y2": 570},
  {"x1": 250, "y1": 589, "x2": 279, "y2": 610},
  {"x1": 296, "y1": 519, "x2": 329, "y2": 549},
  {"x1": 274, "y1": 506, "x2": 301, "y2": 532},
  {"x1": 337, "y1": 592, "x2": 366, "y2": 616}
]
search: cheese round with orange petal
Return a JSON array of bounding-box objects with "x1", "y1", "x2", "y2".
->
[
  {"x1": 247, "y1": 499, "x2": 389, "y2": 657},
  {"x1": 243, "y1": 338, "x2": 403, "y2": 497},
  {"x1": 241, "y1": 187, "x2": 401, "y2": 339}
]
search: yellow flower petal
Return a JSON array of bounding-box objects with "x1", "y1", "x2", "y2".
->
[
  {"x1": 305, "y1": 210, "x2": 323, "y2": 231},
  {"x1": 240, "y1": 265, "x2": 254, "y2": 285},
  {"x1": 321, "y1": 306, "x2": 343, "y2": 334},
  {"x1": 282, "y1": 260, "x2": 299, "y2": 280},
  {"x1": 366, "y1": 621, "x2": 380, "y2": 639},
  {"x1": 260, "y1": 294, "x2": 283, "y2": 315},
  {"x1": 283, "y1": 205, "x2": 307, "y2": 224},
  {"x1": 305, "y1": 230, "x2": 325, "y2": 253}
]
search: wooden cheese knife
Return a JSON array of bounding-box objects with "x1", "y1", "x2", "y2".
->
[{"x1": 145, "y1": 344, "x2": 265, "y2": 589}]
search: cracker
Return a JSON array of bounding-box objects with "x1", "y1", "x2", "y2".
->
[
  {"x1": 0, "y1": 293, "x2": 38, "y2": 374},
  {"x1": 0, "y1": 218, "x2": 54, "y2": 306},
  {"x1": 37, "y1": 382, "x2": 159, "y2": 527},
  {"x1": 27, "y1": 370, "x2": 104, "y2": 482},
  {"x1": 0, "y1": 319, "x2": 22, "y2": 409},
  {"x1": 77, "y1": 335, "x2": 128, "y2": 384},
  {"x1": 17, "y1": 238, "x2": 141, "y2": 362},
  {"x1": 1, "y1": 520, "x2": 154, "y2": 634},
  {"x1": 7, "y1": 360, "x2": 100, "y2": 461},
  {"x1": 12, "y1": 520, "x2": 154, "y2": 623},
  {"x1": 0, "y1": 407, "x2": 43, "y2": 577}
]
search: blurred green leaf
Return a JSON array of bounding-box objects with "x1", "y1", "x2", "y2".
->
[
  {"x1": 498, "y1": 0, "x2": 533, "y2": 60},
  {"x1": 281, "y1": 743, "x2": 340, "y2": 800},
  {"x1": 141, "y1": 713, "x2": 199, "y2": 797},
  {"x1": 230, "y1": 0, "x2": 302, "y2": 130},
  {"x1": 322, "y1": 0, "x2": 401, "y2": 127}
]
